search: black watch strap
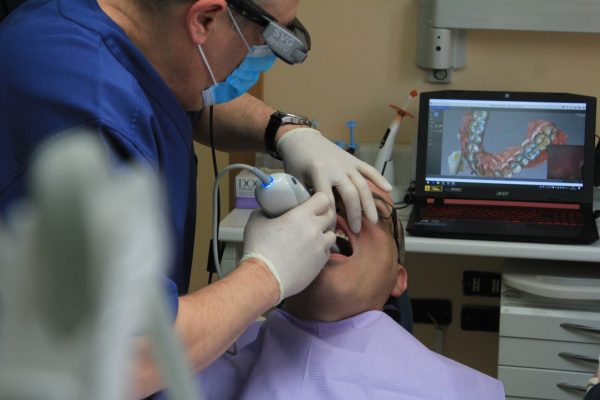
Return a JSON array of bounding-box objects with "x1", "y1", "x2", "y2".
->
[{"x1": 264, "y1": 111, "x2": 312, "y2": 160}]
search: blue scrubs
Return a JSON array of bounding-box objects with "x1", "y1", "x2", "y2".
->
[{"x1": 0, "y1": 0, "x2": 198, "y2": 314}]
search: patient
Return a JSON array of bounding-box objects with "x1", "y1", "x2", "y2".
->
[{"x1": 191, "y1": 183, "x2": 505, "y2": 400}]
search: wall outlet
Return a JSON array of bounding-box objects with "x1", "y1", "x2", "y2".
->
[
  {"x1": 461, "y1": 305, "x2": 499, "y2": 332},
  {"x1": 411, "y1": 298, "x2": 452, "y2": 326},
  {"x1": 462, "y1": 271, "x2": 501, "y2": 297}
]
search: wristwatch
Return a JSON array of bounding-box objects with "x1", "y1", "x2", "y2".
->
[{"x1": 265, "y1": 111, "x2": 313, "y2": 160}]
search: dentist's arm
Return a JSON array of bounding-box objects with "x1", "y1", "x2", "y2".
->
[
  {"x1": 132, "y1": 193, "x2": 335, "y2": 399},
  {"x1": 132, "y1": 258, "x2": 280, "y2": 399},
  {"x1": 193, "y1": 93, "x2": 392, "y2": 233},
  {"x1": 193, "y1": 93, "x2": 277, "y2": 152}
]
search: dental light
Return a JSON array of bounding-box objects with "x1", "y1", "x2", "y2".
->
[{"x1": 374, "y1": 90, "x2": 418, "y2": 203}]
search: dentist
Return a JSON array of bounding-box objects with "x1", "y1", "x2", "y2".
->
[{"x1": 0, "y1": 0, "x2": 391, "y2": 397}]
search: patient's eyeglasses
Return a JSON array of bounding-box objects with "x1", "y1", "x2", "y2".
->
[
  {"x1": 371, "y1": 194, "x2": 401, "y2": 257},
  {"x1": 332, "y1": 191, "x2": 401, "y2": 256}
]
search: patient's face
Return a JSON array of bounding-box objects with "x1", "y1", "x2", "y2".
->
[{"x1": 283, "y1": 182, "x2": 407, "y2": 322}]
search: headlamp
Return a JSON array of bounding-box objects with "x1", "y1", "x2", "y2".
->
[{"x1": 226, "y1": 0, "x2": 311, "y2": 64}]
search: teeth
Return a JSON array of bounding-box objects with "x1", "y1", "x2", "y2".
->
[
  {"x1": 335, "y1": 229, "x2": 349, "y2": 241},
  {"x1": 509, "y1": 161, "x2": 522, "y2": 173},
  {"x1": 467, "y1": 143, "x2": 480, "y2": 153}
]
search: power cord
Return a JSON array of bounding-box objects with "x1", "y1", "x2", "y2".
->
[
  {"x1": 211, "y1": 163, "x2": 271, "y2": 357},
  {"x1": 594, "y1": 134, "x2": 600, "y2": 187},
  {"x1": 404, "y1": 180, "x2": 416, "y2": 204},
  {"x1": 394, "y1": 180, "x2": 415, "y2": 209},
  {"x1": 211, "y1": 164, "x2": 271, "y2": 280},
  {"x1": 207, "y1": 106, "x2": 219, "y2": 285}
]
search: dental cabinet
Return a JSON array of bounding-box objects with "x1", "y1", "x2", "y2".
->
[{"x1": 499, "y1": 261, "x2": 600, "y2": 400}]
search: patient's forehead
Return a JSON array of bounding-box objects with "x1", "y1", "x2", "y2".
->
[
  {"x1": 368, "y1": 181, "x2": 392, "y2": 203},
  {"x1": 334, "y1": 181, "x2": 393, "y2": 210}
]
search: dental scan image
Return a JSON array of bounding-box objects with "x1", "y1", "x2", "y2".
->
[{"x1": 431, "y1": 108, "x2": 585, "y2": 185}]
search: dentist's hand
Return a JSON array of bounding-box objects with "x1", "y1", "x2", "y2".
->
[
  {"x1": 241, "y1": 192, "x2": 336, "y2": 302},
  {"x1": 277, "y1": 127, "x2": 392, "y2": 233}
]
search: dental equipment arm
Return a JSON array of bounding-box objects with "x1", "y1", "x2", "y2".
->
[
  {"x1": 374, "y1": 90, "x2": 417, "y2": 203},
  {"x1": 0, "y1": 132, "x2": 200, "y2": 400}
]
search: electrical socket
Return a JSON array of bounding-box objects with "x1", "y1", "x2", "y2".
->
[
  {"x1": 461, "y1": 305, "x2": 500, "y2": 332},
  {"x1": 594, "y1": 140, "x2": 600, "y2": 186},
  {"x1": 411, "y1": 298, "x2": 452, "y2": 326},
  {"x1": 462, "y1": 271, "x2": 501, "y2": 297}
]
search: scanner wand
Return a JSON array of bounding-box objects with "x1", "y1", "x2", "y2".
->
[{"x1": 254, "y1": 172, "x2": 341, "y2": 254}]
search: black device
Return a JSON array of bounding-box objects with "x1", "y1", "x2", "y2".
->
[
  {"x1": 411, "y1": 298, "x2": 452, "y2": 326},
  {"x1": 594, "y1": 137, "x2": 600, "y2": 186},
  {"x1": 461, "y1": 305, "x2": 500, "y2": 332},
  {"x1": 407, "y1": 90, "x2": 599, "y2": 244},
  {"x1": 226, "y1": 0, "x2": 311, "y2": 64},
  {"x1": 264, "y1": 111, "x2": 313, "y2": 160}
]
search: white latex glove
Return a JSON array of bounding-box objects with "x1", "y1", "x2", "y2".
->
[
  {"x1": 240, "y1": 192, "x2": 336, "y2": 302},
  {"x1": 278, "y1": 127, "x2": 393, "y2": 233}
]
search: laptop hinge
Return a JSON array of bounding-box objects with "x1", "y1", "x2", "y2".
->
[
  {"x1": 426, "y1": 197, "x2": 444, "y2": 205},
  {"x1": 442, "y1": 198, "x2": 581, "y2": 210}
]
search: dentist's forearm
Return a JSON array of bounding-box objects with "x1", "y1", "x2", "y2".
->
[{"x1": 194, "y1": 93, "x2": 274, "y2": 152}]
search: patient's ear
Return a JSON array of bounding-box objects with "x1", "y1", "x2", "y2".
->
[{"x1": 390, "y1": 264, "x2": 407, "y2": 297}]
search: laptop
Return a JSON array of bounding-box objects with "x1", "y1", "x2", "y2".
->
[{"x1": 406, "y1": 90, "x2": 599, "y2": 245}]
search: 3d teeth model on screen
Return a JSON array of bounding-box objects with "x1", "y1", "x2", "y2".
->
[{"x1": 447, "y1": 110, "x2": 568, "y2": 178}]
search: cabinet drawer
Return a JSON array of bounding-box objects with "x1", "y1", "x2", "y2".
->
[
  {"x1": 499, "y1": 337, "x2": 600, "y2": 372},
  {"x1": 500, "y1": 305, "x2": 600, "y2": 343},
  {"x1": 499, "y1": 366, "x2": 590, "y2": 400}
]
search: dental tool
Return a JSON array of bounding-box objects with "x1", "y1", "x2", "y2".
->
[
  {"x1": 255, "y1": 172, "x2": 311, "y2": 218},
  {"x1": 374, "y1": 89, "x2": 417, "y2": 203},
  {"x1": 212, "y1": 164, "x2": 339, "y2": 281}
]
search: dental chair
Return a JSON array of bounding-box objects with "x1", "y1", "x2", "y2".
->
[{"x1": 384, "y1": 291, "x2": 413, "y2": 333}]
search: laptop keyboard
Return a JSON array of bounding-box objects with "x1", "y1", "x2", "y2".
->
[{"x1": 421, "y1": 205, "x2": 585, "y2": 226}]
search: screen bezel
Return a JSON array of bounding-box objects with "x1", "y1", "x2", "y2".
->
[{"x1": 414, "y1": 90, "x2": 597, "y2": 205}]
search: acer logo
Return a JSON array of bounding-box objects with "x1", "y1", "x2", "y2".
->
[{"x1": 496, "y1": 191, "x2": 510, "y2": 197}]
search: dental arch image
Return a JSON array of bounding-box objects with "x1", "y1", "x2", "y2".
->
[{"x1": 446, "y1": 110, "x2": 585, "y2": 181}]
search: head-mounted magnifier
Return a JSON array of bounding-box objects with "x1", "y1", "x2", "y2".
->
[{"x1": 226, "y1": 0, "x2": 311, "y2": 64}]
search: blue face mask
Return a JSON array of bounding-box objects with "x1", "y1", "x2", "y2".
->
[{"x1": 198, "y1": 9, "x2": 277, "y2": 106}]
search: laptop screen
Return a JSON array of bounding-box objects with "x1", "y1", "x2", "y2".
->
[{"x1": 414, "y1": 91, "x2": 597, "y2": 205}]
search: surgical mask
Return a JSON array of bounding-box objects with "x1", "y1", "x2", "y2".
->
[{"x1": 198, "y1": 8, "x2": 277, "y2": 106}]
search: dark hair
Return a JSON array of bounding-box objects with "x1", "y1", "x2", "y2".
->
[
  {"x1": 135, "y1": 0, "x2": 195, "y2": 11},
  {"x1": 137, "y1": 0, "x2": 269, "y2": 11},
  {"x1": 392, "y1": 208, "x2": 406, "y2": 265},
  {"x1": 398, "y1": 220, "x2": 406, "y2": 266}
]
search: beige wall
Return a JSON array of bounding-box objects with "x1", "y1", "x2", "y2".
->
[
  {"x1": 261, "y1": 0, "x2": 600, "y2": 378},
  {"x1": 265, "y1": 0, "x2": 600, "y2": 145}
]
